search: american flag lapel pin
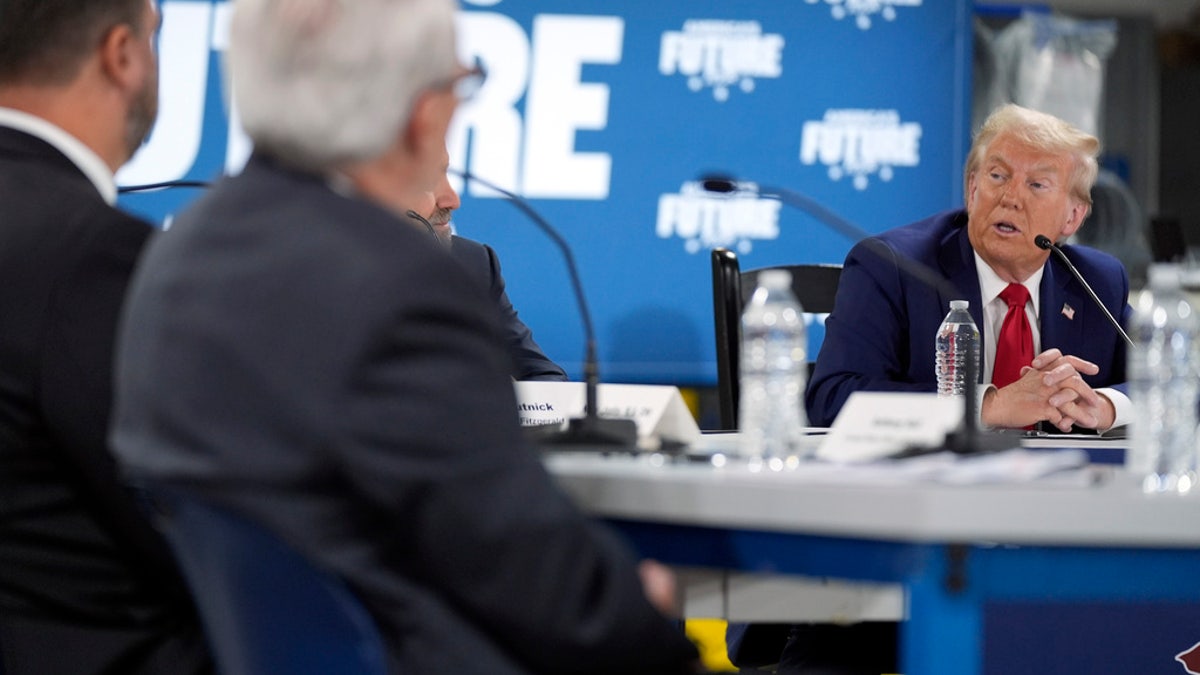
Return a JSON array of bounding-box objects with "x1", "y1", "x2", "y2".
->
[{"x1": 1061, "y1": 303, "x2": 1075, "y2": 320}]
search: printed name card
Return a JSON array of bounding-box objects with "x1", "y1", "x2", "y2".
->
[
  {"x1": 514, "y1": 382, "x2": 701, "y2": 448},
  {"x1": 817, "y1": 392, "x2": 962, "y2": 463}
]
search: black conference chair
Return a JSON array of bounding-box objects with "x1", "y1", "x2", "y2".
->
[
  {"x1": 144, "y1": 489, "x2": 388, "y2": 675},
  {"x1": 713, "y1": 250, "x2": 890, "y2": 670},
  {"x1": 711, "y1": 247, "x2": 842, "y2": 430}
]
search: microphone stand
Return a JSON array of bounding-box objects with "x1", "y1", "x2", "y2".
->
[
  {"x1": 701, "y1": 175, "x2": 1012, "y2": 455},
  {"x1": 451, "y1": 169, "x2": 638, "y2": 448}
]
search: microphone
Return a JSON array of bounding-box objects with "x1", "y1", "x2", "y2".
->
[
  {"x1": 700, "y1": 173, "x2": 1011, "y2": 456},
  {"x1": 449, "y1": 168, "x2": 639, "y2": 448},
  {"x1": 1035, "y1": 234, "x2": 1135, "y2": 349}
]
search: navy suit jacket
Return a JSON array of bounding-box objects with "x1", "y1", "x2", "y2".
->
[
  {"x1": 450, "y1": 236, "x2": 567, "y2": 381},
  {"x1": 806, "y1": 209, "x2": 1131, "y2": 427},
  {"x1": 0, "y1": 126, "x2": 209, "y2": 674}
]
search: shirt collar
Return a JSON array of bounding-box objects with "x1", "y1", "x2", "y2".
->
[
  {"x1": 0, "y1": 107, "x2": 117, "y2": 205},
  {"x1": 974, "y1": 251, "x2": 1043, "y2": 317}
]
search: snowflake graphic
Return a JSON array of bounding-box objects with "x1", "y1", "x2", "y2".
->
[
  {"x1": 805, "y1": 0, "x2": 915, "y2": 30},
  {"x1": 827, "y1": 163, "x2": 897, "y2": 191}
]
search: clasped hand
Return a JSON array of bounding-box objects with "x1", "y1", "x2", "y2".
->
[{"x1": 981, "y1": 348, "x2": 1115, "y2": 431}]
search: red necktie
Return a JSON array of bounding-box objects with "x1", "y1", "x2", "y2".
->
[{"x1": 993, "y1": 283, "x2": 1033, "y2": 388}]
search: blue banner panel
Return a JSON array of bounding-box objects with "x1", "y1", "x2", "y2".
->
[{"x1": 119, "y1": 0, "x2": 972, "y2": 385}]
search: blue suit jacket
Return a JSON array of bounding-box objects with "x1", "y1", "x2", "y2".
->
[
  {"x1": 806, "y1": 209, "x2": 1131, "y2": 427},
  {"x1": 450, "y1": 236, "x2": 567, "y2": 381}
]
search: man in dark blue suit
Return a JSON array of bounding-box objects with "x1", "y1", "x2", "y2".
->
[
  {"x1": 451, "y1": 235, "x2": 568, "y2": 381},
  {"x1": 422, "y1": 159, "x2": 567, "y2": 382},
  {"x1": 808, "y1": 103, "x2": 1130, "y2": 433}
]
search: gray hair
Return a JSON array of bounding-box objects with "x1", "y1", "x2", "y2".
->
[
  {"x1": 229, "y1": 0, "x2": 459, "y2": 171},
  {"x1": 964, "y1": 103, "x2": 1100, "y2": 214}
]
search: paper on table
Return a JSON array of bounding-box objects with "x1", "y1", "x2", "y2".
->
[
  {"x1": 635, "y1": 445, "x2": 1094, "y2": 487},
  {"x1": 514, "y1": 381, "x2": 700, "y2": 448},
  {"x1": 817, "y1": 391, "x2": 962, "y2": 462}
]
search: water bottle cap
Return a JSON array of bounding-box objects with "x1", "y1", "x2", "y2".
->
[
  {"x1": 949, "y1": 299, "x2": 969, "y2": 310},
  {"x1": 757, "y1": 269, "x2": 793, "y2": 289}
]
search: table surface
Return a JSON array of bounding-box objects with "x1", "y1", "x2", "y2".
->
[
  {"x1": 546, "y1": 436, "x2": 1200, "y2": 549},
  {"x1": 547, "y1": 435, "x2": 1200, "y2": 675}
]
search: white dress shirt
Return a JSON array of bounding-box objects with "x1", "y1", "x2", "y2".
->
[
  {"x1": 974, "y1": 251, "x2": 1131, "y2": 432},
  {"x1": 0, "y1": 107, "x2": 117, "y2": 205}
]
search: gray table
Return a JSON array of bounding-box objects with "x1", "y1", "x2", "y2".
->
[{"x1": 546, "y1": 442, "x2": 1200, "y2": 675}]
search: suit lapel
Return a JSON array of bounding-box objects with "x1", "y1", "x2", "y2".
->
[
  {"x1": 937, "y1": 219, "x2": 985, "y2": 382},
  {"x1": 938, "y1": 219, "x2": 984, "y2": 328},
  {"x1": 1039, "y1": 258, "x2": 1082, "y2": 354}
]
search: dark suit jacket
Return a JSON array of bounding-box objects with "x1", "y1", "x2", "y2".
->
[
  {"x1": 112, "y1": 155, "x2": 698, "y2": 675},
  {"x1": 807, "y1": 209, "x2": 1131, "y2": 427},
  {"x1": 450, "y1": 236, "x2": 567, "y2": 381},
  {"x1": 0, "y1": 127, "x2": 210, "y2": 674}
]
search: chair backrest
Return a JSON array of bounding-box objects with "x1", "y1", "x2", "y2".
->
[
  {"x1": 1149, "y1": 215, "x2": 1188, "y2": 264},
  {"x1": 146, "y1": 489, "x2": 389, "y2": 675},
  {"x1": 711, "y1": 247, "x2": 842, "y2": 430}
]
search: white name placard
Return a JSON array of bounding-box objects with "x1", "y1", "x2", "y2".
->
[
  {"x1": 817, "y1": 391, "x2": 963, "y2": 463},
  {"x1": 514, "y1": 382, "x2": 701, "y2": 448}
]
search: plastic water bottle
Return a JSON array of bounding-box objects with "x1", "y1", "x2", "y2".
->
[
  {"x1": 1128, "y1": 263, "x2": 1200, "y2": 495},
  {"x1": 738, "y1": 270, "x2": 808, "y2": 470},
  {"x1": 935, "y1": 300, "x2": 980, "y2": 397}
]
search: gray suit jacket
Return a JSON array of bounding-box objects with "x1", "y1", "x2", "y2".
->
[{"x1": 112, "y1": 155, "x2": 697, "y2": 674}]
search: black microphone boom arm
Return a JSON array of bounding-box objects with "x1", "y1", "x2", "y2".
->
[
  {"x1": 450, "y1": 168, "x2": 638, "y2": 447},
  {"x1": 117, "y1": 179, "x2": 214, "y2": 193},
  {"x1": 1035, "y1": 234, "x2": 1135, "y2": 349}
]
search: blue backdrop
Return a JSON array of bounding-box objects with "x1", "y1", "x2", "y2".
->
[{"x1": 118, "y1": 0, "x2": 973, "y2": 385}]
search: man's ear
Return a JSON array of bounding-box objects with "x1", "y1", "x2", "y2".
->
[
  {"x1": 402, "y1": 90, "x2": 454, "y2": 156},
  {"x1": 1060, "y1": 200, "x2": 1089, "y2": 239},
  {"x1": 97, "y1": 23, "x2": 143, "y2": 93}
]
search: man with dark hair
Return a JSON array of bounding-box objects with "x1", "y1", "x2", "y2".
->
[{"x1": 0, "y1": 1, "x2": 210, "y2": 673}]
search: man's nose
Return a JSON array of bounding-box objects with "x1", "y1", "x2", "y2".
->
[
  {"x1": 439, "y1": 178, "x2": 462, "y2": 208},
  {"x1": 1000, "y1": 183, "x2": 1021, "y2": 209}
]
